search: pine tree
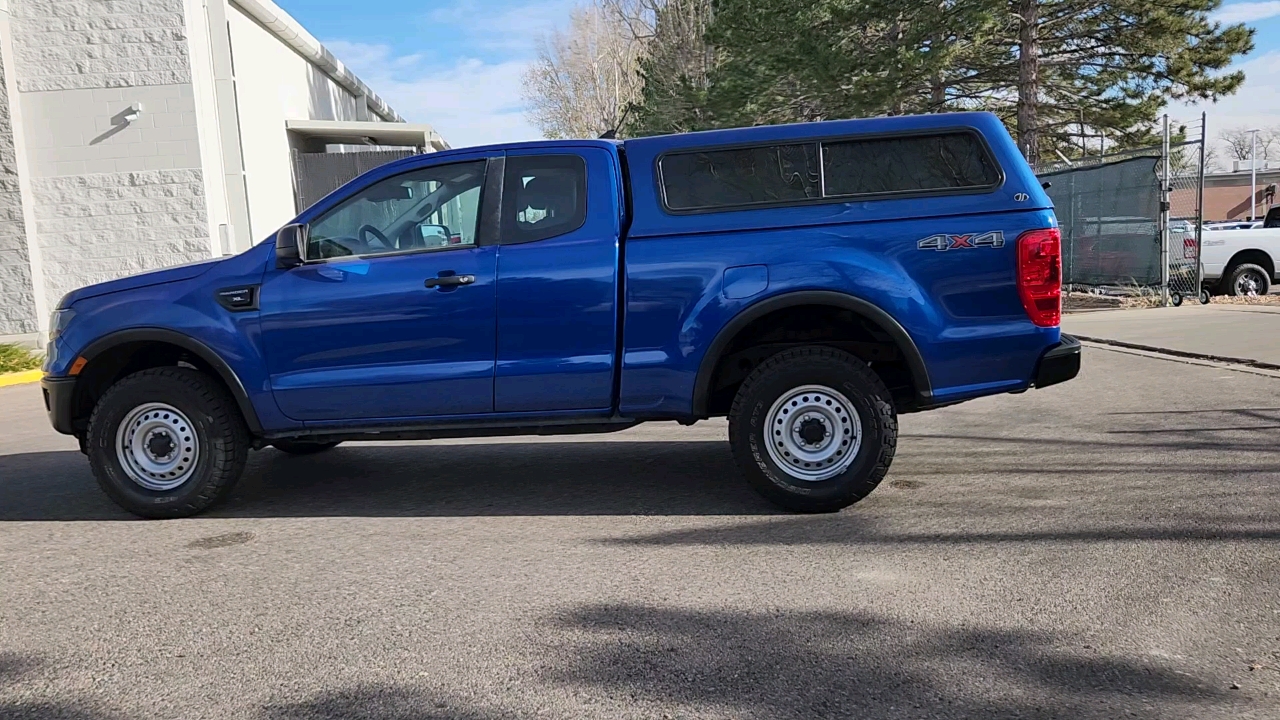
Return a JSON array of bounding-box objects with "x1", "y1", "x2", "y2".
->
[{"x1": 624, "y1": 0, "x2": 1255, "y2": 164}]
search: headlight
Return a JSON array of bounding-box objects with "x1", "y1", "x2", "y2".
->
[{"x1": 49, "y1": 308, "x2": 75, "y2": 341}]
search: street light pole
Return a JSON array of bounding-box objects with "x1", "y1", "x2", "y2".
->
[{"x1": 1250, "y1": 128, "x2": 1260, "y2": 220}]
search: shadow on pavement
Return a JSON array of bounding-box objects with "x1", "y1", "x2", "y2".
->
[
  {"x1": 0, "y1": 652, "x2": 123, "y2": 720},
  {"x1": 594, "y1": 514, "x2": 1280, "y2": 547},
  {"x1": 0, "y1": 441, "x2": 778, "y2": 521},
  {"x1": 261, "y1": 686, "x2": 514, "y2": 720},
  {"x1": 535, "y1": 604, "x2": 1232, "y2": 720}
]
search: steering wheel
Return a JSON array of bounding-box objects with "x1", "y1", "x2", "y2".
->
[{"x1": 358, "y1": 224, "x2": 392, "y2": 251}]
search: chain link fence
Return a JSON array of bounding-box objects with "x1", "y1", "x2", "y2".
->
[{"x1": 1034, "y1": 114, "x2": 1207, "y2": 307}]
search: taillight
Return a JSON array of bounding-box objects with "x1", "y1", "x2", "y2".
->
[
  {"x1": 1016, "y1": 228, "x2": 1061, "y2": 327},
  {"x1": 1183, "y1": 237, "x2": 1197, "y2": 260}
]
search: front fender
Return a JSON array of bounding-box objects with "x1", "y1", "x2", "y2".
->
[{"x1": 47, "y1": 243, "x2": 296, "y2": 435}]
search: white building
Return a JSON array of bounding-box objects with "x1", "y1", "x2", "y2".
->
[{"x1": 0, "y1": 0, "x2": 445, "y2": 345}]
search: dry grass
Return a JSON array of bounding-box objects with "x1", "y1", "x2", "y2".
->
[
  {"x1": 0, "y1": 343, "x2": 42, "y2": 374},
  {"x1": 1063, "y1": 292, "x2": 1122, "y2": 311},
  {"x1": 1210, "y1": 294, "x2": 1280, "y2": 305}
]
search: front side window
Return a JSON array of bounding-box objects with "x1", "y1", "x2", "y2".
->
[
  {"x1": 502, "y1": 155, "x2": 587, "y2": 244},
  {"x1": 307, "y1": 160, "x2": 486, "y2": 260},
  {"x1": 660, "y1": 143, "x2": 821, "y2": 211}
]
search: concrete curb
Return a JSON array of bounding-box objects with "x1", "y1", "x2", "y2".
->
[
  {"x1": 1079, "y1": 337, "x2": 1280, "y2": 380},
  {"x1": 1075, "y1": 335, "x2": 1280, "y2": 372},
  {"x1": 0, "y1": 369, "x2": 43, "y2": 388}
]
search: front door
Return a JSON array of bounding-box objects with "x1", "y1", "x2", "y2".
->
[{"x1": 259, "y1": 156, "x2": 498, "y2": 422}]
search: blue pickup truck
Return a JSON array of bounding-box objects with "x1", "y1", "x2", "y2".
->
[{"x1": 41, "y1": 112, "x2": 1079, "y2": 518}]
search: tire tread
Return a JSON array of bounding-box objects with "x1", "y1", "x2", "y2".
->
[
  {"x1": 727, "y1": 345, "x2": 897, "y2": 512},
  {"x1": 86, "y1": 367, "x2": 249, "y2": 519}
]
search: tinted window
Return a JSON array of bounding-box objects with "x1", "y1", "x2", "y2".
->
[
  {"x1": 502, "y1": 154, "x2": 587, "y2": 244},
  {"x1": 822, "y1": 132, "x2": 999, "y2": 197},
  {"x1": 661, "y1": 144, "x2": 820, "y2": 211},
  {"x1": 307, "y1": 160, "x2": 486, "y2": 260}
]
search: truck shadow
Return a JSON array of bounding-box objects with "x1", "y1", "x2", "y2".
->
[{"x1": 0, "y1": 440, "x2": 778, "y2": 521}]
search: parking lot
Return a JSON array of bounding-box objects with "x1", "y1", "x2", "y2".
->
[{"x1": 2, "y1": 345, "x2": 1279, "y2": 719}]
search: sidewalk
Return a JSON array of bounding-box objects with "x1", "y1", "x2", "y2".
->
[{"x1": 1061, "y1": 304, "x2": 1280, "y2": 365}]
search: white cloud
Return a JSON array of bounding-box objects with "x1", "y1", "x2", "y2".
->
[
  {"x1": 325, "y1": 40, "x2": 543, "y2": 148},
  {"x1": 1175, "y1": 50, "x2": 1280, "y2": 131},
  {"x1": 1213, "y1": 1, "x2": 1280, "y2": 24},
  {"x1": 1171, "y1": 50, "x2": 1280, "y2": 166},
  {"x1": 423, "y1": 0, "x2": 575, "y2": 53},
  {"x1": 321, "y1": 0, "x2": 579, "y2": 148}
]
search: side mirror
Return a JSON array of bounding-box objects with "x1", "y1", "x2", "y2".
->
[
  {"x1": 275, "y1": 223, "x2": 308, "y2": 268},
  {"x1": 417, "y1": 223, "x2": 451, "y2": 246}
]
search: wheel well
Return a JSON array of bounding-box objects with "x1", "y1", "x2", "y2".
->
[
  {"x1": 69, "y1": 341, "x2": 239, "y2": 435},
  {"x1": 1224, "y1": 250, "x2": 1275, "y2": 280},
  {"x1": 701, "y1": 304, "x2": 920, "y2": 416}
]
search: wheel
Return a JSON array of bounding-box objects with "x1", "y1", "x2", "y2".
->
[
  {"x1": 270, "y1": 440, "x2": 340, "y2": 455},
  {"x1": 1170, "y1": 292, "x2": 1183, "y2": 307},
  {"x1": 85, "y1": 367, "x2": 250, "y2": 519},
  {"x1": 1198, "y1": 289, "x2": 1211, "y2": 305},
  {"x1": 1225, "y1": 263, "x2": 1271, "y2": 297},
  {"x1": 728, "y1": 346, "x2": 897, "y2": 513}
]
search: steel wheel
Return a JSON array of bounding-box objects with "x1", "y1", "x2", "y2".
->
[
  {"x1": 115, "y1": 402, "x2": 200, "y2": 491},
  {"x1": 763, "y1": 384, "x2": 863, "y2": 482}
]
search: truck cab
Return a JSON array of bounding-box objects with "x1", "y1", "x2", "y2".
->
[{"x1": 42, "y1": 112, "x2": 1079, "y2": 518}]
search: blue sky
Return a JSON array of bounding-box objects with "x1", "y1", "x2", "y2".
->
[{"x1": 276, "y1": 0, "x2": 1280, "y2": 151}]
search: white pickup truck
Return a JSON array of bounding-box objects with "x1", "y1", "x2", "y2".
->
[{"x1": 1199, "y1": 208, "x2": 1280, "y2": 296}]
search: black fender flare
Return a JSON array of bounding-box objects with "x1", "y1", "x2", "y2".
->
[
  {"x1": 691, "y1": 290, "x2": 933, "y2": 416},
  {"x1": 77, "y1": 327, "x2": 263, "y2": 434}
]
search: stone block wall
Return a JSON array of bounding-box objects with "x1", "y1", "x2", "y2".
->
[
  {"x1": 0, "y1": 35, "x2": 38, "y2": 337},
  {"x1": 9, "y1": 0, "x2": 211, "y2": 312},
  {"x1": 32, "y1": 169, "x2": 209, "y2": 302}
]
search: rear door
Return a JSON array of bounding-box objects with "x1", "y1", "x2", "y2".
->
[{"x1": 493, "y1": 146, "x2": 623, "y2": 412}]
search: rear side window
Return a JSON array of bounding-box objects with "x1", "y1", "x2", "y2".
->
[
  {"x1": 660, "y1": 144, "x2": 820, "y2": 211},
  {"x1": 822, "y1": 132, "x2": 1001, "y2": 197},
  {"x1": 658, "y1": 130, "x2": 1000, "y2": 212},
  {"x1": 501, "y1": 154, "x2": 588, "y2": 244}
]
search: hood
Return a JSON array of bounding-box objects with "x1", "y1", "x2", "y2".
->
[{"x1": 59, "y1": 257, "x2": 224, "y2": 307}]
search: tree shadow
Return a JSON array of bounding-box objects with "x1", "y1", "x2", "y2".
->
[
  {"x1": 0, "y1": 652, "x2": 123, "y2": 720},
  {"x1": 0, "y1": 440, "x2": 778, "y2": 521},
  {"x1": 540, "y1": 604, "x2": 1235, "y2": 719},
  {"x1": 261, "y1": 685, "x2": 516, "y2": 720}
]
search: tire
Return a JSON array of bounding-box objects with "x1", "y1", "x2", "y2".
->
[
  {"x1": 1224, "y1": 263, "x2": 1271, "y2": 297},
  {"x1": 270, "y1": 440, "x2": 340, "y2": 455},
  {"x1": 728, "y1": 346, "x2": 897, "y2": 513},
  {"x1": 85, "y1": 367, "x2": 250, "y2": 519},
  {"x1": 1170, "y1": 292, "x2": 1183, "y2": 307},
  {"x1": 1198, "y1": 289, "x2": 1212, "y2": 305}
]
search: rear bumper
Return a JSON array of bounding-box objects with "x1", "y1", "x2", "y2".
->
[
  {"x1": 1034, "y1": 334, "x2": 1081, "y2": 389},
  {"x1": 41, "y1": 375, "x2": 78, "y2": 435}
]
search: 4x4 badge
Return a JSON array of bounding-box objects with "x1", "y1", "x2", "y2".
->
[{"x1": 917, "y1": 231, "x2": 1005, "y2": 252}]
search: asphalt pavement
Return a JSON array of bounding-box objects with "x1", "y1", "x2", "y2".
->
[{"x1": 2, "y1": 347, "x2": 1280, "y2": 719}]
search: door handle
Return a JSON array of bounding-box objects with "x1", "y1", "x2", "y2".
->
[{"x1": 425, "y1": 273, "x2": 475, "y2": 289}]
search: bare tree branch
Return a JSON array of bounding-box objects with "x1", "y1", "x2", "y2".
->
[{"x1": 521, "y1": 2, "x2": 648, "y2": 139}]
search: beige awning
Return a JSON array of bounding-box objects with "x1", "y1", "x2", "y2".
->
[{"x1": 285, "y1": 120, "x2": 449, "y2": 151}]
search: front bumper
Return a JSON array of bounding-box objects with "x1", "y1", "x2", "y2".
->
[
  {"x1": 1034, "y1": 334, "x2": 1081, "y2": 389},
  {"x1": 41, "y1": 375, "x2": 78, "y2": 435}
]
